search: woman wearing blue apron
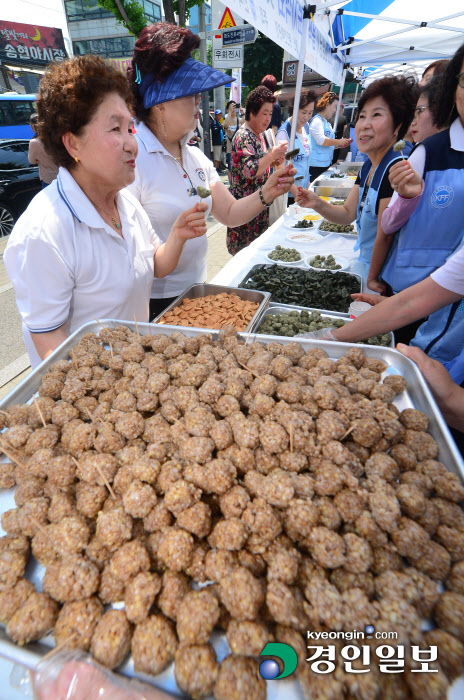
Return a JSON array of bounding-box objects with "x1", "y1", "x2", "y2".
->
[
  {"x1": 276, "y1": 89, "x2": 316, "y2": 204},
  {"x1": 308, "y1": 92, "x2": 351, "y2": 182},
  {"x1": 296, "y1": 75, "x2": 418, "y2": 285}
]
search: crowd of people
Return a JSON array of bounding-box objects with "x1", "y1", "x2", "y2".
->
[{"x1": 4, "y1": 22, "x2": 464, "y2": 453}]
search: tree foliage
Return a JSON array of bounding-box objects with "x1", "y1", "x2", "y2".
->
[
  {"x1": 95, "y1": 0, "x2": 147, "y2": 36},
  {"x1": 242, "y1": 33, "x2": 284, "y2": 95}
]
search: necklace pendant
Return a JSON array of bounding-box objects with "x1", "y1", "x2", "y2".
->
[{"x1": 112, "y1": 217, "x2": 121, "y2": 229}]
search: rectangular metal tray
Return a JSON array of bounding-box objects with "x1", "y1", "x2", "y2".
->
[
  {"x1": 251, "y1": 305, "x2": 395, "y2": 348},
  {"x1": 335, "y1": 162, "x2": 363, "y2": 174},
  {"x1": 0, "y1": 320, "x2": 463, "y2": 700},
  {"x1": 151, "y1": 283, "x2": 270, "y2": 333},
  {"x1": 238, "y1": 263, "x2": 362, "y2": 315}
]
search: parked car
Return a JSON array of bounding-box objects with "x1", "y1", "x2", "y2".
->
[{"x1": 0, "y1": 138, "x2": 40, "y2": 237}]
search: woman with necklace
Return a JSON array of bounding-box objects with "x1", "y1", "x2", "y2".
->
[
  {"x1": 4, "y1": 55, "x2": 207, "y2": 368},
  {"x1": 226, "y1": 86, "x2": 289, "y2": 255},
  {"x1": 128, "y1": 24, "x2": 294, "y2": 318},
  {"x1": 296, "y1": 75, "x2": 419, "y2": 289}
]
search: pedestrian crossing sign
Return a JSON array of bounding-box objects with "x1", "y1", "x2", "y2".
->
[{"x1": 218, "y1": 7, "x2": 236, "y2": 29}]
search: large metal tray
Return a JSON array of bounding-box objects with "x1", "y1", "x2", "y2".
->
[
  {"x1": 252, "y1": 305, "x2": 395, "y2": 348},
  {"x1": 238, "y1": 263, "x2": 363, "y2": 315},
  {"x1": 0, "y1": 320, "x2": 463, "y2": 700},
  {"x1": 335, "y1": 162, "x2": 363, "y2": 174},
  {"x1": 152, "y1": 283, "x2": 270, "y2": 333}
]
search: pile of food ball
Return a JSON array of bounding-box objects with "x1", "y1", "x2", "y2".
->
[
  {"x1": 267, "y1": 246, "x2": 302, "y2": 263},
  {"x1": 319, "y1": 221, "x2": 355, "y2": 234},
  {"x1": 0, "y1": 324, "x2": 463, "y2": 700},
  {"x1": 308, "y1": 254, "x2": 342, "y2": 271},
  {"x1": 257, "y1": 309, "x2": 392, "y2": 347}
]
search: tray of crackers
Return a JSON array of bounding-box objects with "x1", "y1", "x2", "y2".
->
[{"x1": 153, "y1": 284, "x2": 271, "y2": 332}]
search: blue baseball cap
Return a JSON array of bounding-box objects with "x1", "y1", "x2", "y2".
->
[
  {"x1": 214, "y1": 109, "x2": 222, "y2": 114},
  {"x1": 138, "y1": 57, "x2": 234, "y2": 109}
]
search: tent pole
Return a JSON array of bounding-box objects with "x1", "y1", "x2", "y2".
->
[
  {"x1": 283, "y1": 5, "x2": 311, "y2": 208},
  {"x1": 353, "y1": 81, "x2": 359, "y2": 108},
  {"x1": 333, "y1": 66, "x2": 347, "y2": 134}
]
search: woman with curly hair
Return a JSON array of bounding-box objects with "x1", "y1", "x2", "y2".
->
[
  {"x1": 308, "y1": 91, "x2": 351, "y2": 182},
  {"x1": 127, "y1": 23, "x2": 294, "y2": 314},
  {"x1": 4, "y1": 55, "x2": 207, "y2": 367},
  {"x1": 296, "y1": 75, "x2": 419, "y2": 283},
  {"x1": 226, "y1": 86, "x2": 289, "y2": 255}
]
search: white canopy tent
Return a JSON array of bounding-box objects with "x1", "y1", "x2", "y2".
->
[{"x1": 224, "y1": 0, "x2": 464, "y2": 155}]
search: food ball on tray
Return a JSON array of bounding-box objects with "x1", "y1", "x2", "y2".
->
[{"x1": 1, "y1": 325, "x2": 464, "y2": 698}]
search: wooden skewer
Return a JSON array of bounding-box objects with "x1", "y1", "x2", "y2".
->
[
  {"x1": 72, "y1": 455, "x2": 115, "y2": 499},
  {"x1": 341, "y1": 425, "x2": 355, "y2": 441},
  {"x1": 244, "y1": 327, "x2": 253, "y2": 346},
  {"x1": 93, "y1": 317, "x2": 106, "y2": 330},
  {"x1": 33, "y1": 398, "x2": 47, "y2": 428},
  {"x1": 95, "y1": 463, "x2": 116, "y2": 499},
  {"x1": 289, "y1": 422, "x2": 294, "y2": 454},
  {"x1": 133, "y1": 314, "x2": 141, "y2": 343},
  {"x1": 0, "y1": 409, "x2": 9, "y2": 416},
  {"x1": 30, "y1": 515, "x2": 49, "y2": 538},
  {"x1": 236, "y1": 360, "x2": 260, "y2": 378},
  {"x1": 109, "y1": 342, "x2": 114, "y2": 359},
  {"x1": 39, "y1": 633, "x2": 79, "y2": 665},
  {"x1": 0, "y1": 440, "x2": 28, "y2": 469}
]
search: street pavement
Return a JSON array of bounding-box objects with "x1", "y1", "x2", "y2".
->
[{"x1": 0, "y1": 170, "x2": 232, "y2": 400}]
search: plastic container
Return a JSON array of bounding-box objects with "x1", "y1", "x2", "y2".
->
[
  {"x1": 345, "y1": 151, "x2": 352, "y2": 162},
  {"x1": 349, "y1": 300, "x2": 372, "y2": 319}
]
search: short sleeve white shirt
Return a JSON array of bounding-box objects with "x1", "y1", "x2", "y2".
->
[
  {"x1": 431, "y1": 244, "x2": 464, "y2": 296},
  {"x1": 127, "y1": 121, "x2": 220, "y2": 299},
  {"x1": 4, "y1": 167, "x2": 160, "y2": 368},
  {"x1": 309, "y1": 115, "x2": 328, "y2": 146}
]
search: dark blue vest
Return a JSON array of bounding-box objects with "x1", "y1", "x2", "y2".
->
[
  {"x1": 355, "y1": 143, "x2": 412, "y2": 267},
  {"x1": 382, "y1": 129, "x2": 464, "y2": 293}
]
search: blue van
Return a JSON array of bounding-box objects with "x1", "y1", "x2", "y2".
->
[{"x1": 0, "y1": 94, "x2": 36, "y2": 138}]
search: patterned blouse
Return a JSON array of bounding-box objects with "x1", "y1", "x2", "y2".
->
[{"x1": 226, "y1": 126, "x2": 270, "y2": 255}]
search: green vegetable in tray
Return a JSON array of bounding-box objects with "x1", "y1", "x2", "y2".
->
[
  {"x1": 257, "y1": 309, "x2": 392, "y2": 346},
  {"x1": 292, "y1": 219, "x2": 314, "y2": 229},
  {"x1": 294, "y1": 176, "x2": 304, "y2": 181},
  {"x1": 319, "y1": 220, "x2": 355, "y2": 234},
  {"x1": 329, "y1": 172, "x2": 345, "y2": 179},
  {"x1": 268, "y1": 245, "x2": 302, "y2": 262},
  {"x1": 331, "y1": 200, "x2": 346, "y2": 206},
  {"x1": 309, "y1": 254, "x2": 342, "y2": 270},
  {"x1": 239, "y1": 264, "x2": 360, "y2": 312}
]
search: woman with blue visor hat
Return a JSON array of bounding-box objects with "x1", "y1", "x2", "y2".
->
[{"x1": 127, "y1": 23, "x2": 295, "y2": 320}]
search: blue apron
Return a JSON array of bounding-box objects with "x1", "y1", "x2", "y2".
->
[
  {"x1": 410, "y1": 297, "x2": 464, "y2": 363},
  {"x1": 277, "y1": 120, "x2": 311, "y2": 190},
  {"x1": 309, "y1": 114, "x2": 335, "y2": 168},
  {"x1": 382, "y1": 129, "x2": 464, "y2": 293},
  {"x1": 355, "y1": 144, "x2": 412, "y2": 267},
  {"x1": 445, "y1": 344, "x2": 464, "y2": 385}
]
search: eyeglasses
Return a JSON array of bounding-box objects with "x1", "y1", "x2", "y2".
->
[
  {"x1": 413, "y1": 105, "x2": 429, "y2": 118},
  {"x1": 457, "y1": 71, "x2": 464, "y2": 88}
]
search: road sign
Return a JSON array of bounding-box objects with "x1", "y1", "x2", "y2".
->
[
  {"x1": 218, "y1": 7, "x2": 236, "y2": 30},
  {"x1": 213, "y1": 46, "x2": 243, "y2": 69},
  {"x1": 222, "y1": 25, "x2": 257, "y2": 46}
]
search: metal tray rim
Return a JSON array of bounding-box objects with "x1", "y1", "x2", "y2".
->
[
  {"x1": 151, "y1": 282, "x2": 271, "y2": 333},
  {"x1": 0, "y1": 320, "x2": 463, "y2": 699}
]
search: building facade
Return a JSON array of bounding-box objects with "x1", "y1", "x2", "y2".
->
[{"x1": 65, "y1": 0, "x2": 162, "y2": 63}]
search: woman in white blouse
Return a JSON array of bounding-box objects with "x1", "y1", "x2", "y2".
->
[
  {"x1": 4, "y1": 55, "x2": 207, "y2": 368},
  {"x1": 128, "y1": 23, "x2": 294, "y2": 319}
]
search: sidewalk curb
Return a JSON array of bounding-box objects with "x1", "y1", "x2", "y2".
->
[
  {"x1": 207, "y1": 222, "x2": 225, "y2": 238},
  {"x1": 0, "y1": 353, "x2": 30, "y2": 389}
]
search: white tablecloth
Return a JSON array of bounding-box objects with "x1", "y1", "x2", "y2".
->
[{"x1": 210, "y1": 208, "x2": 368, "y2": 291}]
